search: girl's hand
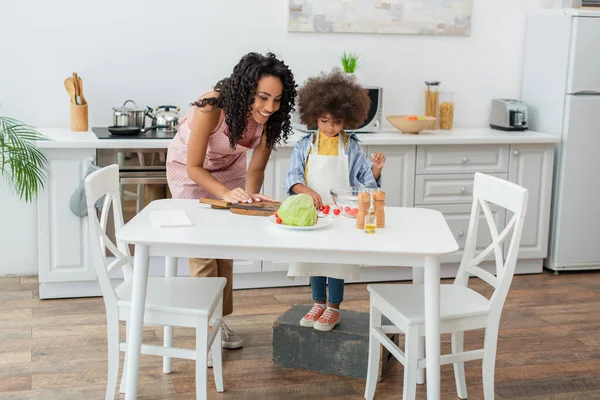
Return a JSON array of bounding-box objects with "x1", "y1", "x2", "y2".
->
[
  {"x1": 371, "y1": 153, "x2": 386, "y2": 169},
  {"x1": 308, "y1": 189, "x2": 324, "y2": 210},
  {"x1": 250, "y1": 193, "x2": 278, "y2": 203},
  {"x1": 223, "y1": 187, "x2": 253, "y2": 203}
]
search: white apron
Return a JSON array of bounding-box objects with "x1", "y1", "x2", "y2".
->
[{"x1": 287, "y1": 132, "x2": 361, "y2": 280}]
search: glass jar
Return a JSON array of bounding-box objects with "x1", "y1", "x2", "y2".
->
[
  {"x1": 438, "y1": 91, "x2": 455, "y2": 130},
  {"x1": 424, "y1": 81, "x2": 440, "y2": 129}
]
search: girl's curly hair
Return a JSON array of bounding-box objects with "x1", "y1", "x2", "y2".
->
[
  {"x1": 191, "y1": 52, "x2": 297, "y2": 149},
  {"x1": 298, "y1": 68, "x2": 370, "y2": 129}
]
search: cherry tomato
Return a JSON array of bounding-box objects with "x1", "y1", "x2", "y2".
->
[
  {"x1": 333, "y1": 208, "x2": 341, "y2": 215},
  {"x1": 276, "y1": 217, "x2": 282, "y2": 224},
  {"x1": 322, "y1": 208, "x2": 330, "y2": 215},
  {"x1": 274, "y1": 211, "x2": 278, "y2": 217},
  {"x1": 344, "y1": 206, "x2": 351, "y2": 213},
  {"x1": 351, "y1": 207, "x2": 359, "y2": 213}
]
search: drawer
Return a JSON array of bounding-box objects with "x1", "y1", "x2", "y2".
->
[
  {"x1": 425, "y1": 204, "x2": 506, "y2": 263},
  {"x1": 416, "y1": 145, "x2": 509, "y2": 174},
  {"x1": 415, "y1": 173, "x2": 508, "y2": 205}
]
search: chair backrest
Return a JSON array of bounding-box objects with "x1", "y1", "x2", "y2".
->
[
  {"x1": 84, "y1": 164, "x2": 133, "y2": 308},
  {"x1": 454, "y1": 173, "x2": 529, "y2": 319}
]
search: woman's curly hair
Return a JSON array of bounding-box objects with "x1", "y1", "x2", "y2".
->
[
  {"x1": 191, "y1": 52, "x2": 297, "y2": 149},
  {"x1": 298, "y1": 68, "x2": 370, "y2": 129}
]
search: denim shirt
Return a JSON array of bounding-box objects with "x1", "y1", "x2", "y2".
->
[{"x1": 283, "y1": 131, "x2": 382, "y2": 195}]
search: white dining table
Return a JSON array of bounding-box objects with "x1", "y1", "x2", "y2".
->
[{"x1": 116, "y1": 199, "x2": 458, "y2": 399}]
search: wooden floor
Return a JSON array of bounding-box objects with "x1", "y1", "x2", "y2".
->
[{"x1": 1, "y1": 271, "x2": 600, "y2": 399}]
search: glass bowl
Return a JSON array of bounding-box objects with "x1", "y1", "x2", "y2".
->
[{"x1": 330, "y1": 187, "x2": 376, "y2": 218}]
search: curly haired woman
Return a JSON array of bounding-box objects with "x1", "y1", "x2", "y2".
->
[
  {"x1": 167, "y1": 52, "x2": 297, "y2": 351},
  {"x1": 283, "y1": 68, "x2": 386, "y2": 331}
]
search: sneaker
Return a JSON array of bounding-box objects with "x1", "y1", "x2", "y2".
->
[
  {"x1": 313, "y1": 308, "x2": 341, "y2": 332},
  {"x1": 300, "y1": 303, "x2": 326, "y2": 327},
  {"x1": 221, "y1": 322, "x2": 243, "y2": 349}
]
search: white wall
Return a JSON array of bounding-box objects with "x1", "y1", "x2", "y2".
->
[{"x1": 0, "y1": 0, "x2": 547, "y2": 275}]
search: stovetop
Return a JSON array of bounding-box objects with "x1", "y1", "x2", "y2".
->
[{"x1": 92, "y1": 127, "x2": 177, "y2": 140}]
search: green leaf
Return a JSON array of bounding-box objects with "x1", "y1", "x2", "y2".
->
[{"x1": 0, "y1": 116, "x2": 49, "y2": 202}]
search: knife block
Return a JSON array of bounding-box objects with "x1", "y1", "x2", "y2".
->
[{"x1": 70, "y1": 103, "x2": 88, "y2": 132}]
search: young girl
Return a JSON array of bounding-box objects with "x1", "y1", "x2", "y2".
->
[
  {"x1": 167, "y1": 52, "x2": 297, "y2": 349},
  {"x1": 283, "y1": 69, "x2": 386, "y2": 331}
]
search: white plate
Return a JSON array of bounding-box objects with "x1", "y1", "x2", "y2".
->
[{"x1": 268, "y1": 215, "x2": 334, "y2": 230}]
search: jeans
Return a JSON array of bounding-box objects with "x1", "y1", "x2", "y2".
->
[{"x1": 311, "y1": 276, "x2": 344, "y2": 305}]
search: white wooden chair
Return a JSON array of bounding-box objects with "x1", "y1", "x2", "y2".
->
[
  {"x1": 84, "y1": 164, "x2": 226, "y2": 400},
  {"x1": 364, "y1": 172, "x2": 529, "y2": 400}
]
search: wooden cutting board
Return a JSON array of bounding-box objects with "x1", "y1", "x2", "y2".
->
[{"x1": 199, "y1": 198, "x2": 280, "y2": 217}]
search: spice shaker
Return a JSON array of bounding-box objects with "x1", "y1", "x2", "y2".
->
[
  {"x1": 373, "y1": 190, "x2": 386, "y2": 228},
  {"x1": 356, "y1": 191, "x2": 371, "y2": 229}
]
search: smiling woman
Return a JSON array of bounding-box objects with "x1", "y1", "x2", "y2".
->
[{"x1": 165, "y1": 52, "x2": 297, "y2": 351}]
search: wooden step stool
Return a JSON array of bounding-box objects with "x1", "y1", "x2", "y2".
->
[{"x1": 272, "y1": 305, "x2": 399, "y2": 381}]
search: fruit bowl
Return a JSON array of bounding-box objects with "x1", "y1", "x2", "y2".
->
[
  {"x1": 386, "y1": 115, "x2": 436, "y2": 134},
  {"x1": 330, "y1": 187, "x2": 370, "y2": 218}
]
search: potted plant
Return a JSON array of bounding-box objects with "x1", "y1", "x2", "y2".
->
[
  {"x1": 0, "y1": 116, "x2": 48, "y2": 202},
  {"x1": 340, "y1": 51, "x2": 361, "y2": 77}
]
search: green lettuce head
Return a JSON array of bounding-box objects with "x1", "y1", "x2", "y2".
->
[{"x1": 278, "y1": 194, "x2": 317, "y2": 226}]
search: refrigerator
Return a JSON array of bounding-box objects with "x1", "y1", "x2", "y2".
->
[{"x1": 522, "y1": 8, "x2": 600, "y2": 271}]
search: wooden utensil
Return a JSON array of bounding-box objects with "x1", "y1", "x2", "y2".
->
[
  {"x1": 64, "y1": 78, "x2": 76, "y2": 104},
  {"x1": 72, "y1": 72, "x2": 81, "y2": 105},
  {"x1": 78, "y1": 76, "x2": 86, "y2": 105},
  {"x1": 200, "y1": 198, "x2": 280, "y2": 217}
]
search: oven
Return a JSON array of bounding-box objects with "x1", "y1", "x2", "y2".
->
[{"x1": 96, "y1": 148, "x2": 170, "y2": 251}]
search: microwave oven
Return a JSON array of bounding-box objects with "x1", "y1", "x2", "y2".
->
[{"x1": 292, "y1": 86, "x2": 383, "y2": 133}]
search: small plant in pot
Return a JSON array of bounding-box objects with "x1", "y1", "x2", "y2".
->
[
  {"x1": 340, "y1": 51, "x2": 361, "y2": 76},
  {"x1": 0, "y1": 115, "x2": 48, "y2": 202}
]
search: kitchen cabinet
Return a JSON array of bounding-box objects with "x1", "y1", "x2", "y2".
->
[
  {"x1": 38, "y1": 149, "x2": 98, "y2": 299},
  {"x1": 367, "y1": 145, "x2": 415, "y2": 207},
  {"x1": 507, "y1": 144, "x2": 554, "y2": 259}
]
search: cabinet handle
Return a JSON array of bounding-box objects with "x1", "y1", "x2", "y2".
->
[
  {"x1": 513, "y1": 150, "x2": 520, "y2": 156},
  {"x1": 460, "y1": 186, "x2": 467, "y2": 193},
  {"x1": 461, "y1": 156, "x2": 468, "y2": 163},
  {"x1": 458, "y1": 230, "x2": 465, "y2": 237}
]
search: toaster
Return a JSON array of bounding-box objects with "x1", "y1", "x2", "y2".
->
[{"x1": 489, "y1": 99, "x2": 528, "y2": 131}]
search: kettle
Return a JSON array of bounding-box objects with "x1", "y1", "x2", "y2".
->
[{"x1": 146, "y1": 105, "x2": 181, "y2": 133}]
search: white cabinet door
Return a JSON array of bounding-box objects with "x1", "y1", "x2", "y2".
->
[
  {"x1": 367, "y1": 145, "x2": 416, "y2": 207},
  {"x1": 507, "y1": 144, "x2": 554, "y2": 259},
  {"x1": 262, "y1": 147, "x2": 293, "y2": 202},
  {"x1": 568, "y1": 17, "x2": 600, "y2": 94},
  {"x1": 38, "y1": 149, "x2": 97, "y2": 283}
]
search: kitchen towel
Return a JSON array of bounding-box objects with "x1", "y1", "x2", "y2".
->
[
  {"x1": 150, "y1": 210, "x2": 193, "y2": 228},
  {"x1": 69, "y1": 160, "x2": 105, "y2": 217}
]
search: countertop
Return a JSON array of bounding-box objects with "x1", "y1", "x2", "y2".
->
[{"x1": 35, "y1": 127, "x2": 560, "y2": 149}]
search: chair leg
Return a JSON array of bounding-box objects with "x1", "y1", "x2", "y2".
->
[
  {"x1": 417, "y1": 337, "x2": 425, "y2": 385},
  {"x1": 105, "y1": 312, "x2": 120, "y2": 400},
  {"x1": 412, "y1": 267, "x2": 426, "y2": 385},
  {"x1": 451, "y1": 331, "x2": 468, "y2": 399},
  {"x1": 196, "y1": 317, "x2": 210, "y2": 400},
  {"x1": 364, "y1": 301, "x2": 382, "y2": 400},
  {"x1": 212, "y1": 297, "x2": 224, "y2": 393},
  {"x1": 482, "y1": 326, "x2": 499, "y2": 400},
  {"x1": 403, "y1": 327, "x2": 419, "y2": 400},
  {"x1": 163, "y1": 256, "x2": 177, "y2": 374},
  {"x1": 119, "y1": 322, "x2": 128, "y2": 395}
]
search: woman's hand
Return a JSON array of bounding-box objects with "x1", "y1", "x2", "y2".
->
[
  {"x1": 250, "y1": 193, "x2": 278, "y2": 202},
  {"x1": 222, "y1": 188, "x2": 253, "y2": 203},
  {"x1": 371, "y1": 152, "x2": 387, "y2": 169}
]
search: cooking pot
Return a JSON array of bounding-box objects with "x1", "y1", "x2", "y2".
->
[
  {"x1": 112, "y1": 100, "x2": 149, "y2": 128},
  {"x1": 147, "y1": 105, "x2": 181, "y2": 133}
]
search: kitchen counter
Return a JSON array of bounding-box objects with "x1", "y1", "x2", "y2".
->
[{"x1": 35, "y1": 127, "x2": 560, "y2": 149}]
